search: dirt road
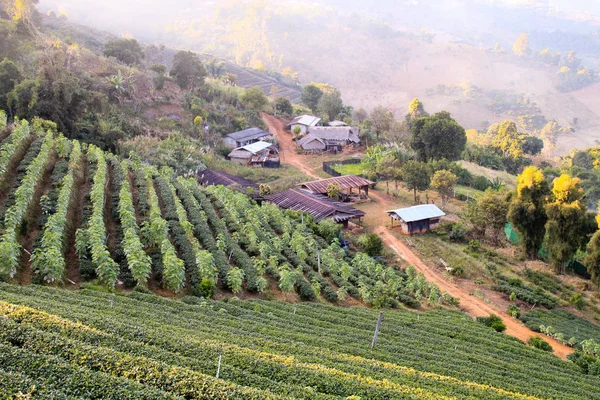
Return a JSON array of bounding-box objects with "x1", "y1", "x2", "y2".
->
[
  {"x1": 263, "y1": 114, "x2": 322, "y2": 180},
  {"x1": 263, "y1": 113, "x2": 573, "y2": 360}
]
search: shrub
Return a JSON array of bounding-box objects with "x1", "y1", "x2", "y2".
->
[
  {"x1": 476, "y1": 314, "x2": 507, "y2": 332},
  {"x1": 528, "y1": 336, "x2": 553, "y2": 352},
  {"x1": 358, "y1": 233, "x2": 383, "y2": 256},
  {"x1": 196, "y1": 278, "x2": 217, "y2": 299},
  {"x1": 507, "y1": 304, "x2": 521, "y2": 318},
  {"x1": 449, "y1": 224, "x2": 467, "y2": 242}
]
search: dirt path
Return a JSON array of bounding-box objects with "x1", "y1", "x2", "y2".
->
[
  {"x1": 263, "y1": 112, "x2": 573, "y2": 360},
  {"x1": 262, "y1": 113, "x2": 321, "y2": 180},
  {"x1": 18, "y1": 151, "x2": 58, "y2": 285},
  {"x1": 64, "y1": 155, "x2": 88, "y2": 286}
]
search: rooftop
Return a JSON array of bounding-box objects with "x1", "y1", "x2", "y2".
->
[
  {"x1": 226, "y1": 127, "x2": 271, "y2": 141},
  {"x1": 297, "y1": 133, "x2": 325, "y2": 148},
  {"x1": 197, "y1": 169, "x2": 259, "y2": 190},
  {"x1": 298, "y1": 175, "x2": 375, "y2": 194},
  {"x1": 329, "y1": 120, "x2": 348, "y2": 127},
  {"x1": 386, "y1": 204, "x2": 446, "y2": 223},
  {"x1": 288, "y1": 115, "x2": 321, "y2": 127},
  {"x1": 237, "y1": 140, "x2": 276, "y2": 154},
  {"x1": 307, "y1": 126, "x2": 360, "y2": 143},
  {"x1": 264, "y1": 189, "x2": 365, "y2": 222}
]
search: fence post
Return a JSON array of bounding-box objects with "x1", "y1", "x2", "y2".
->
[{"x1": 371, "y1": 311, "x2": 384, "y2": 349}]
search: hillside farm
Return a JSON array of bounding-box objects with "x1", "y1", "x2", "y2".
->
[
  {"x1": 1, "y1": 283, "x2": 600, "y2": 399},
  {"x1": 0, "y1": 118, "x2": 450, "y2": 310}
]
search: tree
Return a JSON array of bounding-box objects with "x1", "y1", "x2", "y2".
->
[
  {"x1": 353, "y1": 107, "x2": 368, "y2": 124},
  {"x1": 545, "y1": 174, "x2": 588, "y2": 274},
  {"x1": 477, "y1": 189, "x2": 510, "y2": 244},
  {"x1": 508, "y1": 167, "x2": 549, "y2": 259},
  {"x1": 513, "y1": 33, "x2": 530, "y2": 56},
  {"x1": 170, "y1": 51, "x2": 207, "y2": 89},
  {"x1": 317, "y1": 88, "x2": 343, "y2": 121},
  {"x1": 585, "y1": 202, "x2": 600, "y2": 284},
  {"x1": 274, "y1": 97, "x2": 293, "y2": 115},
  {"x1": 0, "y1": 58, "x2": 20, "y2": 111},
  {"x1": 410, "y1": 111, "x2": 467, "y2": 162},
  {"x1": 406, "y1": 98, "x2": 428, "y2": 123},
  {"x1": 240, "y1": 86, "x2": 269, "y2": 112},
  {"x1": 327, "y1": 182, "x2": 341, "y2": 199},
  {"x1": 401, "y1": 160, "x2": 430, "y2": 203},
  {"x1": 358, "y1": 233, "x2": 383, "y2": 256},
  {"x1": 3, "y1": 0, "x2": 38, "y2": 22},
  {"x1": 103, "y1": 38, "x2": 144, "y2": 66},
  {"x1": 301, "y1": 84, "x2": 323, "y2": 113},
  {"x1": 371, "y1": 106, "x2": 394, "y2": 139},
  {"x1": 430, "y1": 170, "x2": 457, "y2": 209},
  {"x1": 489, "y1": 120, "x2": 526, "y2": 158},
  {"x1": 522, "y1": 136, "x2": 544, "y2": 155}
]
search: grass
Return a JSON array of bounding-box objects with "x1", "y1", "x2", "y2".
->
[
  {"x1": 459, "y1": 161, "x2": 516, "y2": 188},
  {"x1": 455, "y1": 185, "x2": 484, "y2": 199},
  {"x1": 203, "y1": 154, "x2": 309, "y2": 191},
  {"x1": 331, "y1": 162, "x2": 368, "y2": 176}
]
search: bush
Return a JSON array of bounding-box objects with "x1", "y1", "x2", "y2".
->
[
  {"x1": 449, "y1": 224, "x2": 467, "y2": 242},
  {"x1": 507, "y1": 304, "x2": 521, "y2": 318},
  {"x1": 358, "y1": 233, "x2": 383, "y2": 256},
  {"x1": 476, "y1": 314, "x2": 507, "y2": 332},
  {"x1": 528, "y1": 336, "x2": 553, "y2": 352},
  {"x1": 196, "y1": 278, "x2": 217, "y2": 299}
]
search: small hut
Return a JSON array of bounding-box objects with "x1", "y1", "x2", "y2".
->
[
  {"x1": 387, "y1": 204, "x2": 445, "y2": 235},
  {"x1": 298, "y1": 175, "x2": 374, "y2": 201}
]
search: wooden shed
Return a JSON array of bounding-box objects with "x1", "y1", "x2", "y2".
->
[
  {"x1": 298, "y1": 175, "x2": 374, "y2": 201},
  {"x1": 387, "y1": 204, "x2": 446, "y2": 235}
]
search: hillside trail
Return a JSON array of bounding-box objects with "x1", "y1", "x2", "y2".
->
[{"x1": 262, "y1": 113, "x2": 572, "y2": 360}]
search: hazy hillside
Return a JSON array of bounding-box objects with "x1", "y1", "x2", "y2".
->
[{"x1": 37, "y1": 0, "x2": 600, "y2": 154}]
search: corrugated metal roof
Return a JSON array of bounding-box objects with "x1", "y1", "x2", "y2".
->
[
  {"x1": 329, "y1": 120, "x2": 348, "y2": 127},
  {"x1": 299, "y1": 175, "x2": 375, "y2": 194},
  {"x1": 297, "y1": 134, "x2": 325, "y2": 148},
  {"x1": 225, "y1": 127, "x2": 271, "y2": 141},
  {"x1": 239, "y1": 141, "x2": 276, "y2": 154},
  {"x1": 308, "y1": 126, "x2": 360, "y2": 143},
  {"x1": 197, "y1": 169, "x2": 259, "y2": 189},
  {"x1": 288, "y1": 115, "x2": 321, "y2": 127},
  {"x1": 264, "y1": 189, "x2": 365, "y2": 222},
  {"x1": 386, "y1": 204, "x2": 446, "y2": 223}
]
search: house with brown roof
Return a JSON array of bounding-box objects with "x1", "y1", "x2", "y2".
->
[
  {"x1": 298, "y1": 175, "x2": 375, "y2": 201},
  {"x1": 264, "y1": 189, "x2": 365, "y2": 228}
]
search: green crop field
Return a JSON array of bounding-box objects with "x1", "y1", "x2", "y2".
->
[
  {"x1": 1, "y1": 283, "x2": 599, "y2": 399},
  {"x1": 521, "y1": 309, "x2": 600, "y2": 345}
]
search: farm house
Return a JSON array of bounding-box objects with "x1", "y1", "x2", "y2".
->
[
  {"x1": 298, "y1": 126, "x2": 360, "y2": 153},
  {"x1": 264, "y1": 189, "x2": 365, "y2": 228},
  {"x1": 386, "y1": 204, "x2": 446, "y2": 235},
  {"x1": 287, "y1": 115, "x2": 321, "y2": 133},
  {"x1": 227, "y1": 141, "x2": 280, "y2": 167},
  {"x1": 224, "y1": 127, "x2": 273, "y2": 148},
  {"x1": 298, "y1": 175, "x2": 374, "y2": 201}
]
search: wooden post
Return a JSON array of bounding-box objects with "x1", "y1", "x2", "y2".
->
[
  {"x1": 216, "y1": 350, "x2": 223, "y2": 379},
  {"x1": 371, "y1": 311, "x2": 384, "y2": 349},
  {"x1": 317, "y1": 249, "x2": 321, "y2": 274}
]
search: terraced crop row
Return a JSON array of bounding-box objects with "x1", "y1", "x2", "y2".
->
[{"x1": 0, "y1": 283, "x2": 599, "y2": 399}]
